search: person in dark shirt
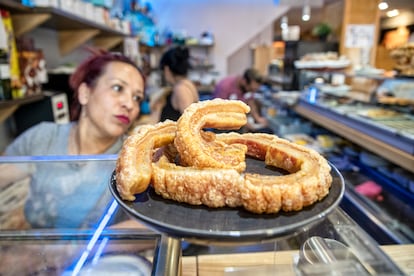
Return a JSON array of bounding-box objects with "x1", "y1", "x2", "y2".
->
[{"x1": 158, "y1": 46, "x2": 199, "y2": 121}]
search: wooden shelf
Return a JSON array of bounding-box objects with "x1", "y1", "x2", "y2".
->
[
  {"x1": 0, "y1": 1, "x2": 133, "y2": 122},
  {"x1": 186, "y1": 43, "x2": 215, "y2": 48},
  {"x1": 0, "y1": 0, "x2": 127, "y2": 54},
  {"x1": 58, "y1": 29, "x2": 99, "y2": 55},
  {"x1": 0, "y1": 94, "x2": 44, "y2": 124},
  {"x1": 191, "y1": 64, "x2": 215, "y2": 70},
  {"x1": 139, "y1": 43, "x2": 214, "y2": 49},
  {"x1": 11, "y1": 13, "x2": 51, "y2": 36},
  {"x1": 93, "y1": 35, "x2": 125, "y2": 52},
  {"x1": 0, "y1": 94, "x2": 44, "y2": 108},
  {"x1": 141, "y1": 43, "x2": 215, "y2": 74}
]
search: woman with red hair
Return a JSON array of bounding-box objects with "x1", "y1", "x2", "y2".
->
[{"x1": 1, "y1": 48, "x2": 146, "y2": 229}]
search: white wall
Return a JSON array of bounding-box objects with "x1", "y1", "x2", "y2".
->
[
  {"x1": 228, "y1": 24, "x2": 274, "y2": 77},
  {"x1": 30, "y1": 28, "x2": 93, "y2": 69},
  {"x1": 147, "y1": 0, "x2": 289, "y2": 78}
]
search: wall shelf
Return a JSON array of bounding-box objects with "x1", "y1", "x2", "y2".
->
[
  {"x1": 0, "y1": 94, "x2": 44, "y2": 124},
  {"x1": 0, "y1": 0, "x2": 128, "y2": 55},
  {"x1": 0, "y1": 1, "x2": 133, "y2": 123}
]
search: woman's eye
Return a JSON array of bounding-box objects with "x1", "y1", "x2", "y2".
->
[
  {"x1": 133, "y1": 95, "x2": 143, "y2": 102},
  {"x1": 112, "y1": 84, "x2": 123, "y2": 92}
]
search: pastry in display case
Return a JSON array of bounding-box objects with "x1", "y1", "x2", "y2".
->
[
  {"x1": 376, "y1": 78, "x2": 414, "y2": 106},
  {"x1": 390, "y1": 43, "x2": 414, "y2": 77},
  {"x1": 294, "y1": 52, "x2": 351, "y2": 70},
  {"x1": 286, "y1": 69, "x2": 414, "y2": 244}
]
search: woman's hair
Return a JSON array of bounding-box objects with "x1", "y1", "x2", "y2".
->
[
  {"x1": 69, "y1": 48, "x2": 145, "y2": 121},
  {"x1": 159, "y1": 46, "x2": 191, "y2": 76},
  {"x1": 243, "y1": 68, "x2": 263, "y2": 85}
]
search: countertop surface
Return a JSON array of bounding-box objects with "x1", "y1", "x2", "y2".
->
[{"x1": 181, "y1": 244, "x2": 414, "y2": 276}]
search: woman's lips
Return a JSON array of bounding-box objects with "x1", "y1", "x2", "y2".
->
[{"x1": 116, "y1": 115, "x2": 130, "y2": 124}]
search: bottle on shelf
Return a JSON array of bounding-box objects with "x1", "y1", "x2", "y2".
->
[
  {"x1": 0, "y1": 9, "x2": 11, "y2": 101},
  {"x1": 0, "y1": 48, "x2": 12, "y2": 101}
]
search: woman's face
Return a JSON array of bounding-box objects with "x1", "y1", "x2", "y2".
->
[
  {"x1": 246, "y1": 80, "x2": 261, "y2": 93},
  {"x1": 79, "y1": 61, "x2": 144, "y2": 138}
]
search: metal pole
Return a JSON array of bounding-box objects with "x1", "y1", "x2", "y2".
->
[{"x1": 152, "y1": 234, "x2": 182, "y2": 276}]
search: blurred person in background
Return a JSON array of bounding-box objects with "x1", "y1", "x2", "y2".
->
[
  {"x1": 213, "y1": 68, "x2": 271, "y2": 133},
  {"x1": 155, "y1": 45, "x2": 199, "y2": 122}
]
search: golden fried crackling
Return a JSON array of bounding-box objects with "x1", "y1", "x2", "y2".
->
[
  {"x1": 115, "y1": 120, "x2": 177, "y2": 201},
  {"x1": 175, "y1": 99, "x2": 250, "y2": 172},
  {"x1": 150, "y1": 132, "x2": 332, "y2": 214},
  {"x1": 217, "y1": 132, "x2": 332, "y2": 214},
  {"x1": 115, "y1": 99, "x2": 333, "y2": 215},
  {"x1": 152, "y1": 155, "x2": 244, "y2": 208}
]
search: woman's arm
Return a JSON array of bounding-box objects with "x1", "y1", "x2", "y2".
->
[
  {"x1": 0, "y1": 164, "x2": 31, "y2": 189},
  {"x1": 246, "y1": 97, "x2": 268, "y2": 125}
]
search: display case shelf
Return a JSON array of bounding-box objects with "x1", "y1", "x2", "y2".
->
[{"x1": 294, "y1": 99, "x2": 414, "y2": 173}]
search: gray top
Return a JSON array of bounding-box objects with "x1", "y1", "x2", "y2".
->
[
  {"x1": 5, "y1": 121, "x2": 123, "y2": 156},
  {"x1": 5, "y1": 122, "x2": 124, "y2": 228}
]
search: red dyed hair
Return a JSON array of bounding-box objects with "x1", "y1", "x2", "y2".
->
[{"x1": 69, "y1": 48, "x2": 145, "y2": 121}]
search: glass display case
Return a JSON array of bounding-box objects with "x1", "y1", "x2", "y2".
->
[
  {"x1": 262, "y1": 70, "x2": 414, "y2": 245},
  {"x1": 0, "y1": 229, "x2": 157, "y2": 275},
  {"x1": 292, "y1": 73, "x2": 414, "y2": 244},
  {"x1": 0, "y1": 155, "x2": 408, "y2": 275}
]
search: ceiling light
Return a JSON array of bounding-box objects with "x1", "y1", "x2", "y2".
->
[
  {"x1": 302, "y1": 5, "x2": 310, "y2": 21},
  {"x1": 280, "y1": 16, "x2": 288, "y2": 29},
  {"x1": 386, "y1": 9, "x2": 399, "y2": 17},
  {"x1": 378, "y1": 1, "x2": 389, "y2": 10}
]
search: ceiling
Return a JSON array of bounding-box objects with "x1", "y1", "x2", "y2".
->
[
  {"x1": 380, "y1": 0, "x2": 414, "y2": 14},
  {"x1": 274, "y1": 0, "x2": 342, "y2": 38}
]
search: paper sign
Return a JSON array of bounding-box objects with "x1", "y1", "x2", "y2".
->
[{"x1": 345, "y1": 24, "x2": 375, "y2": 48}]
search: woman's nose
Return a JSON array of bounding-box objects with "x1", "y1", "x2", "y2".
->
[{"x1": 121, "y1": 92, "x2": 134, "y2": 110}]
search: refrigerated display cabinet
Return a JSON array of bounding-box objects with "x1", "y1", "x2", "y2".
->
[
  {"x1": 0, "y1": 155, "x2": 410, "y2": 275},
  {"x1": 262, "y1": 72, "x2": 414, "y2": 245}
]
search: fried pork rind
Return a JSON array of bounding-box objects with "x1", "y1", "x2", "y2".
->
[
  {"x1": 116, "y1": 99, "x2": 333, "y2": 214},
  {"x1": 175, "y1": 99, "x2": 250, "y2": 172},
  {"x1": 115, "y1": 120, "x2": 176, "y2": 201}
]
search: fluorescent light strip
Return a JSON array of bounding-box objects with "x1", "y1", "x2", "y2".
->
[{"x1": 69, "y1": 199, "x2": 119, "y2": 276}]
